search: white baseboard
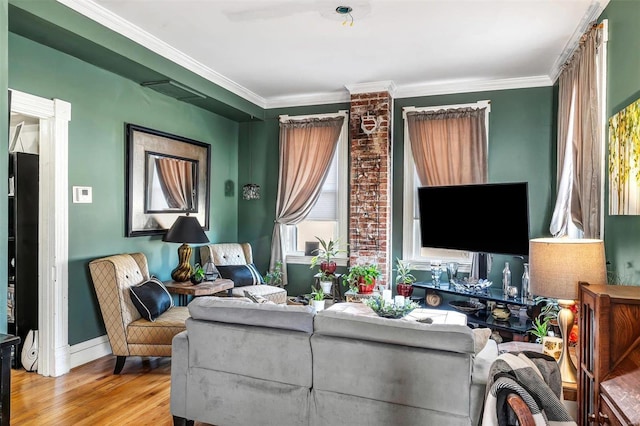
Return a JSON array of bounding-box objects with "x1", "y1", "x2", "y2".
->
[{"x1": 69, "y1": 335, "x2": 112, "y2": 369}]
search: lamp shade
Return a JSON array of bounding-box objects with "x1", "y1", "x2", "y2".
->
[
  {"x1": 529, "y1": 238, "x2": 606, "y2": 300},
  {"x1": 162, "y1": 215, "x2": 209, "y2": 244}
]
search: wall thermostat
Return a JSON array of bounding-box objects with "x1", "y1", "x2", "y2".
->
[{"x1": 73, "y1": 186, "x2": 92, "y2": 203}]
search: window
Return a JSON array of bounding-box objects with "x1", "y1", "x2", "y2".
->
[
  {"x1": 283, "y1": 111, "x2": 349, "y2": 265},
  {"x1": 402, "y1": 101, "x2": 490, "y2": 271}
]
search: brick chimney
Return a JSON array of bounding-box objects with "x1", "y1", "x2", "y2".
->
[{"x1": 346, "y1": 82, "x2": 395, "y2": 286}]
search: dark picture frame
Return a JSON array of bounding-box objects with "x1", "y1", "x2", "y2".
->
[{"x1": 125, "y1": 123, "x2": 211, "y2": 237}]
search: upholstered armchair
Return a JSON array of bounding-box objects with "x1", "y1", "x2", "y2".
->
[
  {"x1": 199, "y1": 243, "x2": 288, "y2": 304},
  {"x1": 88, "y1": 252, "x2": 190, "y2": 374}
]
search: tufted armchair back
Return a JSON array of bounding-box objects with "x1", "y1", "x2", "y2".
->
[
  {"x1": 200, "y1": 242, "x2": 254, "y2": 266},
  {"x1": 88, "y1": 253, "x2": 150, "y2": 356}
]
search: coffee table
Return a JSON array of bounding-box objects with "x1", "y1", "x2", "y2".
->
[{"x1": 164, "y1": 279, "x2": 234, "y2": 306}]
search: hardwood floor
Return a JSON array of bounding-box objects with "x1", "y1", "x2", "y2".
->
[{"x1": 10, "y1": 355, "x2": 211, "y2": 426}]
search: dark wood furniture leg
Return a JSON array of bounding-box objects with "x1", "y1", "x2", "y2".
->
[
  {"x1": 114, "y1": 356, "x2": 126, "y2": 374},
  {"x1": 178, "y1": 294, "x2": 188, "y2": 306},
  {"x1": 173, "y1": 415, "x2": 194, "y2": 426}
]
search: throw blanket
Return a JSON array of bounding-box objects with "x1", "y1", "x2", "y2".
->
[{"x1": 482, "y1": 351, "x2": 576, "y2": 426}]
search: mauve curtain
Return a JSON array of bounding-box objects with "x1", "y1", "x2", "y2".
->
[
  {"x1": 407, "y1": 107, "x2": 488, "y2": 278},
  {"x1": 407, "y1": 107, "x2": 487, "y2": 186},
  {"x1": 550, "y1": 25, "x2": 602, "y2": 238},
  {"x1": 270, "y1": 116, "x2": 344, "y2": 285},
  {"x1": 155, "y1": 157, "x2": 194, "y2": 210}
]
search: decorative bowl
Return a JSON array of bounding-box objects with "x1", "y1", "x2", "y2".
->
[
  {"x1": 451, "y1": 278, "x2": 493, "y2": 293},
  {"x1": 448, "y1": 300, "x2": 486, "y2": 314},
  {"x1": 364, "y1": 296, "x2": 419, "y2": 319}
]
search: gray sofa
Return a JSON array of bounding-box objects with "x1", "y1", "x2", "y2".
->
[{"x1": 171, "y1": 297, "x2": 498, "y2": 426}]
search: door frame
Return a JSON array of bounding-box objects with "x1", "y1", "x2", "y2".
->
[{"x1": 10, "y1": 89, "x2": 70, "y2": 377}]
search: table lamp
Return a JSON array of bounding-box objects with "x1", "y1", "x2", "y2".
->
[
  {"x1": 163, "y1": 214, "x2": 209, "y2": 282},
  {"x1": 529, "y1": 237, "x2": 606, "y2": 384}
]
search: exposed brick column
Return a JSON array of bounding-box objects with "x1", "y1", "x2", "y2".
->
[{"x1": 347, "y1": 87, "x2": 392, "y2": 286}]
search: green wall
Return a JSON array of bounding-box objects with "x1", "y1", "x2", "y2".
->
[
  {"x1": 599, "y1": 0, "x2": 640, "y2": 285},
  {"x1": 237, "y1": 88, "x2": 556, "y2": 295},
  {"x1": 8, "y1": 33, "x2": 239, "y2": 344},
  {"x1": 0, "y1": 0, "x2": 8, "y2": 333},
  {"x1": 392, "y1": 87, "x2": 556, "y2": 287}
]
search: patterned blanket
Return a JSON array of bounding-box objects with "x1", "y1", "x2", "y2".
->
[{"x1": 482, "y1": 350, "x2": 576, "y2": 426}]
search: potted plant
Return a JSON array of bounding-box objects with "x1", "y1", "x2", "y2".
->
[
  {"x1": 310, "y1": 285, "x2": 325, "y2": 311},
  {"x1": 310, "y1": 237, "x2": 345, "y2": 275},
  {"x1": 528, "y1": 316, "x2": 550, "y2": 343},
  {"x1": 318, "y1": 271, "x2": 334, "y2": 294},
  {"x1": 190, "y1": 263, "x2": 205, "y2": 285},
  {"x1": 394, "y1": 258, "x2": 416, "y2": 297},
  {"x1": 265, "y1": 261, "x2": 283, "y2": 287},
  {"x1": 344, "y1": 263, "x2": 380, "y2": 294}
]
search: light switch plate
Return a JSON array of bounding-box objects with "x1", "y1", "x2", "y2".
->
[{"x1": 73, "y1": 186, "x2": 92, "y2": 203}]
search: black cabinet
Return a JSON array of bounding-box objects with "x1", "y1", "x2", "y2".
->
[
  {"x1": 411, "y1": 281, "x2": 532, "y2": 337},
  {"x1": 7, "y1": 152, "x2": 38, "y2": 369}
]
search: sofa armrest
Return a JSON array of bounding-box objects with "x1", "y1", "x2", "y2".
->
[{"x1": 170, "y1": 331, "x2": 189, "y2": 419}]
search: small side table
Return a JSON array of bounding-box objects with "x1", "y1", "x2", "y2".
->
[
  {"x1": 313, "y1": 273, "x2": 343, "y2": 301},
  {"x1": 164, "y1": 279, "x2": 234, "y2": 306},
  {"x1": 0, "y1": 334, "x2": 20, "y2": 426}
]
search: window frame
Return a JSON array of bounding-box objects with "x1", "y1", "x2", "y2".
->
[
  {"x1": 280, "y1": 110, "x2": 349, "y2": 266},
  {"x1": 401, "y1": 100, "x2": 491, "y2": 272}
]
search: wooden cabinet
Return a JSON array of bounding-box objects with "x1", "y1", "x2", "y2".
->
[
  {"x1": 7, "y1": 152, "x2": 39, "y2": 369},
  {"x1": 578, "y1": 283, "x2": 640, "y2": 425}
]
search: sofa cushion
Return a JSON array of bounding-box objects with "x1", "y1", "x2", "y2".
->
[
  {"x1": 129, "y1": 278, "x2": 174, "y2": 321},
  {"x1": 216, "y1": 263, "x2": 264, "y2": 287},
  {"x1": 188, "y1": 296, "x2": 315, "y2": 333},
  {"x1": 231, "y1": 284, "x2": 287, "y2": 304},
  {"x1": 471, "y1": 338, "x2": 499, "y2": 385},
  {"x1": 473, "y1": 327, "x2": 492, "y2": 354},
  {"x1": 127, "y1": 306, "x2": 188, "y2": 344}
]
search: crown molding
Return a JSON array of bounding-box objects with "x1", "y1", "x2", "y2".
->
[
  {"x1": 265, "y1": 90, "x2": 351, "y2": 109},
  {"x1": 549, "y1": 0, "x2": 609, "y2": 83},
  {"x1": 265, "y1": 76, "x2": 552, "y2": 109},
  {"x1": 393, "y1": 75, "x2": 553, "y2": 99},
  {"x1": 345, "y1": 80, "x2": 397, "y2": 96},
  {"x1": 56, "y1": 0, "x2": 267, "y2": 108}
]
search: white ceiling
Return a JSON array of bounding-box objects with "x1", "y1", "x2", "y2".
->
[{"x1": 58, "y1": 0, "x2": 609, "y2": 109}]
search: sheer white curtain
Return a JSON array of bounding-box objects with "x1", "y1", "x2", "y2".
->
[{"x1": 550, "y1": 23, "x2": 606, "y2": 238}]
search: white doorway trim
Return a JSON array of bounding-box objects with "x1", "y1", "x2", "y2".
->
[{"x1": 10, "y1": 89, "x2": 70, "y2": 377}]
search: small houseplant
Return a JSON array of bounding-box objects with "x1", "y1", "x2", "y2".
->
[
  {"x1": 190, "y1": 263, "x2": 205, "y2": 285},
  {"x1": 344, "y1": 263, "x2": 380, "y2": 294},
  {"x1": 528, "y1": 316, "x2": 550, "y2": 343},
  {"x1": 310, "y1": 237, "x2": 345, "y2": 275},
  {"x1": 265, "y1": 261, "x2": 283, "y2": 287},
  {"x1": 394, "y1": 258, "x2": 416, "y2": 297},
  {"x1": 310, "y1": 285, "x2": 325, "y2": 311},
  {"x1": 318, "y1": 271, "x2": 334, "y2": 294}
]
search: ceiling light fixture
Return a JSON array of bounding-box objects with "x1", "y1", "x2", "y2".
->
[{"x1": 336, "y1": 6, "x2": 354, "y2": 27}]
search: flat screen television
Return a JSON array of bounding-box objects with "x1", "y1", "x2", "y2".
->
[{"x1": 417, "y1": 182, "x2": 530, "y2": 256}]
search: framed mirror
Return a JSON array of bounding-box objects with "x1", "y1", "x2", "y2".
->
[{"x1": 126, "y1": 123, "x2": 210, "y2": 237}]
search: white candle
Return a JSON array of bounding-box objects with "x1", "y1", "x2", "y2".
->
[
  {"x1": 383, "y1": 289, "x2": 393, "y2": 302},
  {"x1": 394, "y1": 295, "x2": 405, "y2": 306}
]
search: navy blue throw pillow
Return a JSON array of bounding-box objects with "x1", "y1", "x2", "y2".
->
[
  {"x1": 216, "y1": 263, "x2": 265, "y2": 287},
  {"x1": 130, "y1": 278, "x2": 174, "y2": 321}
]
